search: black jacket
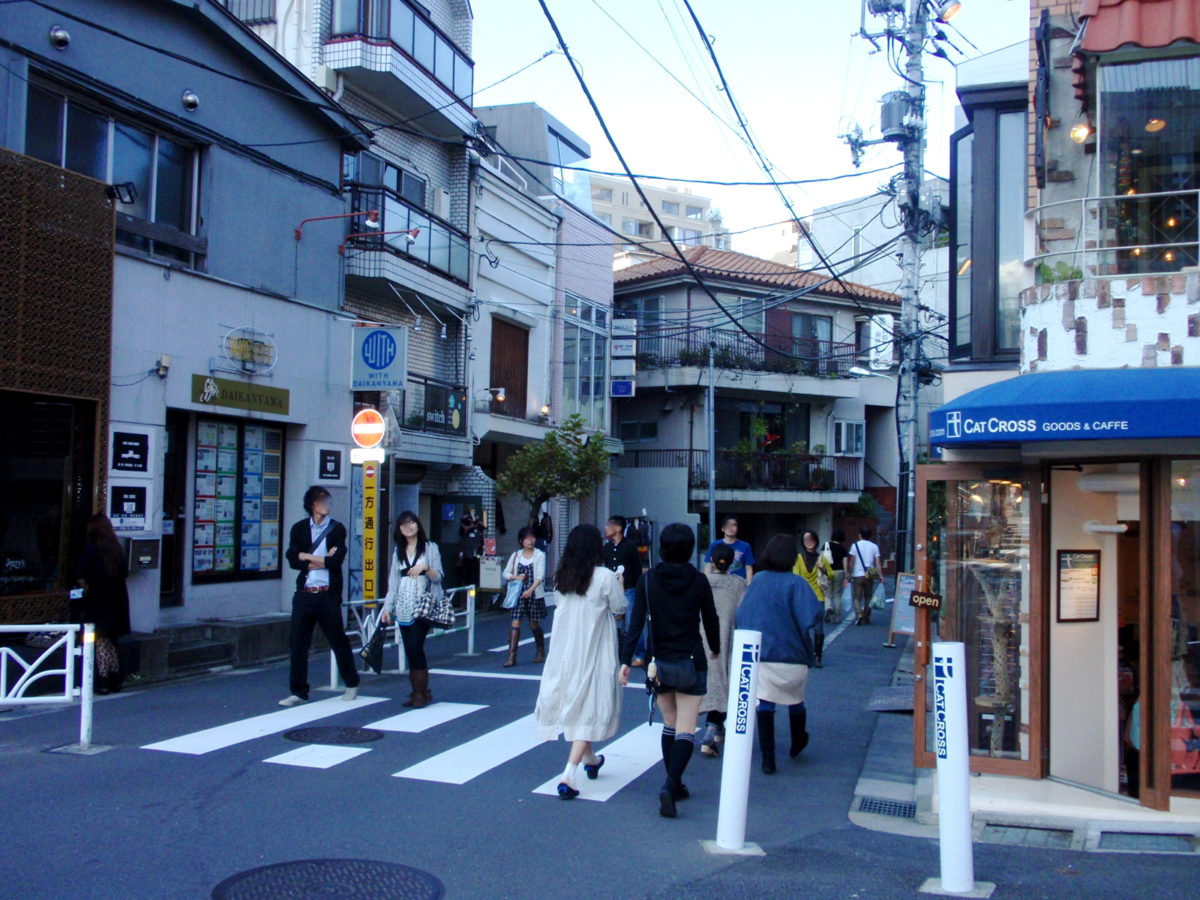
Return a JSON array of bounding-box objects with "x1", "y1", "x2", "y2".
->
[
  {"x1": 621, "y1": 562, "x2": 720, "y2": 670},
  {"x1": 286, "y1": 518, "x2": 349, "y2": 598},
  {"x1": 603, "y1": 537, "x2": 642, "y2": 591}
]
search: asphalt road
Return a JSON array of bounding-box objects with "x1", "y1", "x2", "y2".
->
[{"x1": 0, "y1": 609, "x2": 1193, "y2": 899}]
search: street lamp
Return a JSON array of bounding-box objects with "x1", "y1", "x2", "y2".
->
[
  {"x1": 338, "y1": 228, "x2": 421, "y2": 255},
  {"x1": 294, "y1": 208, "x2": 378, "y2": 241}
]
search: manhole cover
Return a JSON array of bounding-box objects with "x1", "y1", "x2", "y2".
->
[
  {"x1": 282, "y1": 727, "x2": 385, "y2": 745},
  {"x1": 857, "y1": 796, "x2": 916, "y2": 818},
  {"x1": 213, "y1": 859, "x2": 443, "y2": 899}
]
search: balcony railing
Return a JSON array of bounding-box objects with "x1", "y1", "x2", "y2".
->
[
  {"x1": 396, "y1": 375, "x2": 467, "y2": 437},
  {"x1": 218, "y1": 0, "x2": 275, "y2": 24},
  {"x1": 329, "y1": 0, "x2": 474, "y2": 108},
  {"x1": 347, "y1": 187, "x2": 471, "y2": 285},
  {"x1": 1031, "y1": 188, "x2": 1199, "y2": 281},
  {"x1": 635, "y1": 328, "x2": 858, "y2": 377},
  {"x1": 618, "y1": 449, "x2": 862, "y2": 493}
]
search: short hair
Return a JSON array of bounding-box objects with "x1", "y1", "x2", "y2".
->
[
  {"x1": 710, "y1": 542, "x2": 734, "y2": 572},
  {"x1": 858, "y1": 526, "x2": 873, "y2": 540},
  {"x1": 659, "y1": 522, "x2": 696, "y2": 564},
  {"x1": 759, "y1": 533, "x2": 798, "y2": 572},
  {"x1": 607, "y1": 515, "x2": 627, "y2": 530},
  {"x1": 303, "y1": 485, "x2": 331, "y2": 514},
  {"x1": 719, "y1": 514, "x2": 738, "y2": 529},
  {"x1": 831, "y1": 528, "x2": 846, "y2": 543},
  {"x1": 801, "y1": 529, "x2": 820, "y2": 548},
  {"x1": 517, "y1": 525, "x2": 537, "y2": 544}
]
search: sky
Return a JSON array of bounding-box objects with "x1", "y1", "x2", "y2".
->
[{"x1": 469, "y1": 0, "x2": 1030, "y2": 259}]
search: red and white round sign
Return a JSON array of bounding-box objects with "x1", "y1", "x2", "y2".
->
[
  {"x1": 351, "y1": 408, "x2": 385, "y2": 448},
  {"x1": 364, "y1": 463, "x2": 377, "y2": 479}
]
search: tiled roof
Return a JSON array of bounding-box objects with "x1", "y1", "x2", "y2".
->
[
  {"x1": 612, "y1": 245, "x2": 899, "y2": 305},
  {"x1": 1080, "y1": 0, "x2": 1200, "y2": 53}
]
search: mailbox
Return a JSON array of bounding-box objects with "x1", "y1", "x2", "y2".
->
[{"x1": 126, "y1": 538, "x2": 160, "y2": 571}]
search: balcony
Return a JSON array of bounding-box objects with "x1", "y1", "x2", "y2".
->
[
  {"x1": 1022, "y1": 189, "x2": 1200, "y2": 374},
  {"x1": 345, "y1": 187, "x2": 471, "y2": 291},
  {"x1": 326, "y1": 0, "x2": 475, "y2": 139},
  {"x1": 617, "y1": 449, "x2": 862, "y2": 494},
  {"x1": 387, "y1": 374, "x2": 471, "y2": 466},
  {"x1": 636, "y1": 328, "x2": 859, "y2": 378},
  {"x1": 217, "y1": 0, "x2": 275, "y2": 24}
]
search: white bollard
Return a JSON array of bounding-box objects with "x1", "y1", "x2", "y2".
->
[
  {"x1": 920, "y1": 641, "x2": 995, "y2": 897},
  {"x1": 79, "y1": 624, "x2": 94, "y2": 749},
  {"x1": 707, "y1": 628, "x2": 764, "y2": 855}
]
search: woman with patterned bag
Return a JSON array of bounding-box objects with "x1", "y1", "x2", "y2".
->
[{"x1": 381, "y1": 511, "x2": 444, "y2": 708}]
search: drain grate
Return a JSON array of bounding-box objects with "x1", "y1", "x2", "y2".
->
[
  {"x1": 213, "y1": 859, "x2": 443, "y2": 899},
  {"x1": 858, "y1": 796, "x2": 917, "y2": 819},
  {"x1": 867, "y1": 685, "x2": 915, "y2": 712},
  {"x1": 283, "y1": 726, "x2": 385, "y2": 745},
  {"x1": 980, "y1": 824, "x2": 1074, "y2": 849},
  {"x1": 1097, "y1": 832, "x2": 1196, "y2": 853}
]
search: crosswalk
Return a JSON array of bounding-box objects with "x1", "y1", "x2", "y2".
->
[{"x1": 139, "y1": 677, "x2": 664, "y2": 802}]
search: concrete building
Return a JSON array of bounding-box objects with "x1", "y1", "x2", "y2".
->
[
  {"x1": 0, "y1": 0, "x2": 366, "y2": 657},
  {"x1": 918, "y1": 0, "x2": 1200, "y2": 820},
  {"x1": 588, "y1": 174, "x2": 731, "y2": 266},
  {"x1": 610, "y1": 246, "x2": 899, "y2": 558}
]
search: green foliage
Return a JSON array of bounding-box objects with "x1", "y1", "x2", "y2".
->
[
  {"x1": 845, "y1": 493, "x2": 881, "y2": 519},
  {"x1": 1036, "y1": 260, "x2": 1083, "y2": 284},
  {"x1": 495, "y1": 414, "x2": 610, "y2": 522}
]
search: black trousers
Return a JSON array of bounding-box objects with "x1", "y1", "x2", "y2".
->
[
  {"x1": 400, "y1": 619, "x2": 432, "y2": 670},
  {"x1": 289, "y1": 591, "x2": 360, "y2": 698}
]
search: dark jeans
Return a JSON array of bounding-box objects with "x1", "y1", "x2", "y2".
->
[
  {"x1": 400, "y1": 619, "x2": 432, "y2": 670},
  {"x1": 289, "y1": 591, "x2": 360, "y2": 699}
]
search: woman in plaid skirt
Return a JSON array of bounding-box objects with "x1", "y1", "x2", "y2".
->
[{"x1": 503, "y1": 526, "x2": 547, "y2": 666}]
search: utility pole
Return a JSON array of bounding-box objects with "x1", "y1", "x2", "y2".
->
[{"x1": 706, "y1": 333, "x2": 717, "y2": 560}]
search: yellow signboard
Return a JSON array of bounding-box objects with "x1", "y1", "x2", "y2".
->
[{"x1": 362, "y1": 461, "x2": 378, "y2": 603}]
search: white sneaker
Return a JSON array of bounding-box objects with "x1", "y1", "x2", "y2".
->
[
  {"x1": 278, "y1": 694, "x2": 306, "y2": 707},
  {"x1": 341, "y1": 686, "x2": 359, "y2": 701}
]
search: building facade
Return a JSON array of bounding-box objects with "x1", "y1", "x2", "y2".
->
[
  {"x1": 919, "y1": 0, "x2": 1200, "y2": 817},
  {"x1": 588, "y1": 174, "x2": 731, "y2": 266}
]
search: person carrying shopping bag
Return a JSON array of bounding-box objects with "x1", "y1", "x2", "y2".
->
[{"x1": 502, "y1": 526, "x2": 547, "y2": 666}]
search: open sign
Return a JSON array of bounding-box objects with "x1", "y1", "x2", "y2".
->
[{"x1": 910, "y1": 591, "x2": 943, "y2": 610}]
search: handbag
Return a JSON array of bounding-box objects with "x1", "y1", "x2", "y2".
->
[
  {"x1": 502, "y1": 553, "x2": 523, "y2": 609},
  {"x1": 359, "y1": 619, "x2": 387, "y2": 674},
  {"x1": 643, "y1": 573, "x2": 697, "y2": 691},
  {"x1": 812, "y1": 554, "x2": 832, "y2": 596},
  {"x1": 414, "y1": 588, "x2": 455, "y2": 629},
  {"x1": 854, "y1": 542, "x2": 880, "y2": 582}
]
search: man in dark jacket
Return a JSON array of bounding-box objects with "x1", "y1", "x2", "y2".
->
[{"x1": 280, "y1": 486, "x2": 361, "y2": 706}]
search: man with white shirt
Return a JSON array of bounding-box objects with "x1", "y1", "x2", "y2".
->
[
  {"x1": 280, "y1": 486, "x2": 360, "y2": 706},
  {"x1": 848, "y1": 526, "x2": 882, "y2": 625}
]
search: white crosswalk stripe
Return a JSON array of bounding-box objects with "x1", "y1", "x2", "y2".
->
[
  {"x1": 264, "y1": 745, "x2": 373, "y2": 769},
  {"x1": 141, "y1": 695, "x2": 388, "y2": 755},
  {"x1": 391, "y1": 713, "x2": 547, "y2": 785},
  {"x1": 366, "y1": 702, "x2": 485, "y2": 733},
  {"x1": 487, "y1": 633, "x2": 552, "y2": 653},
  {"x1": 532, "y1": 723, "x2": 663, "y2": 801}
]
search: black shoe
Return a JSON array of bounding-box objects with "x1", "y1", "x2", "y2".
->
[
  {"x1": 557, "y1": 782, "x2": 579, "y2": 800},
  {"x1": 672, "y1": 782, "x2": 690, "y2": 800},
  {"x1": 583, "y1": 755, "x2": 605, "y2": 780},
  {"x1": 824, "y1": 609, "x2": 835, "y2": 624},
  {"x1": 658, "y1": 786, "x2": 678, "y2": 818}
]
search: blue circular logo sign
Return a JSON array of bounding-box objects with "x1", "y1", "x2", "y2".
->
[{"x1": 361, "y1": 330, "x2": 397, "y2": 371}]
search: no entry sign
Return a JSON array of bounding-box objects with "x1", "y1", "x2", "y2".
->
[{"x1": 351, "y1": 408, "x2": 385, "y2": 448}]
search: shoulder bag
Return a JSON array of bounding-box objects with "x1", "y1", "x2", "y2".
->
[
  {"x1": 502, "y1": 552, "x2": 523, "y2": 609},
  {"x1": 814, "y1": 555, "x2": 832, "y2": 596},
  {"x1": 359, "y1": 617, "x2": 388, "y2": 674},
  {"x1": 643, "y1": 572, "x2": 697, "y2": 691},
  {"x1": 854, "y1": 542, "x2": 880, "y2": 582}
]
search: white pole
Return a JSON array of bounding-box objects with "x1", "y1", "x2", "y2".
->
[
  {"x1": 79, "y1": 624, "x2": 95, "y2": 749},
  {"x1": 714, "y1": 628, "x2": 762, "y2": 851},
  {"x1": 931, "y1": 641, "x2": 974, "y2": 893}
]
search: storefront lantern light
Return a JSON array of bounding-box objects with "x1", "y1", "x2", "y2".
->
[
  {"x1": 1145, "y1": 118, "x2": 1166, "y2": 133},
  {"x1": 1069, "y1": 122, "x2": 1092, "y2": 144}
]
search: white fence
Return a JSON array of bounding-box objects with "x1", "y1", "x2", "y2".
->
[{"x1": 0, "y1": 623, "x2": 95, "y2": 747}]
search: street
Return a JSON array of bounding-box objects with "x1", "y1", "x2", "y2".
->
[{"x1": 0, "y1": 612, "x2": 1192, "y2": 899}]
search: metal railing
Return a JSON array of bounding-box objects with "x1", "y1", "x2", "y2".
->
[
  {"x1": 635, "y1": 328, "x2": 859, "y2": 377},
  {"x1": 1030, "y1": 188, "x2": 1199, "y2": 281},
  {"x1": 329, "y1": 585, "x2": 477, "y2": 686},
  {"x1": 218, "y1": 0, "x2": 275, "y2": 24},
  {"x1": 347, "y1": 187, "x2": 472, "y2": 285},
  {"x1": 618, "y1": 449, "x2": 862, "y2": 493},
  {"x1": 396, "y1": 374, "x2": 468, "y2": 437},
  {"x1": 1, "y1": 623, "x2": 94, "y2": 747}
]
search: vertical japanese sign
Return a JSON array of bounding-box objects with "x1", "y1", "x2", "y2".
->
[{"x1": 362, "y1": 462, "x2": 378, "y2": 603}]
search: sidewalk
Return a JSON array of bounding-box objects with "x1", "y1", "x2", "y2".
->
[{"x1": 847, "y1": 609, "x2": 1200, "y2": 856}]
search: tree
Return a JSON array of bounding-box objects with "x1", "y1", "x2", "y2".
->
[{"x1": 496, "y1": 414, "x2": 610, "y2": 525}]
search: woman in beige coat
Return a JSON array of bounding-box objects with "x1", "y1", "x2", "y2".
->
[{"x1": 698, "y1": 543, "x2": 745, "y2": 756}]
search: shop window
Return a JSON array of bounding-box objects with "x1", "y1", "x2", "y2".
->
[
  {"x1": 25, "y1": 83, "x2": 201, "y2": 266},
  {"x1": 192, "y1": 419, "x2": 284, "y2": 581},
  {"x1": 1169, "y1": 460, "x2": 1200, "y2": 796}
]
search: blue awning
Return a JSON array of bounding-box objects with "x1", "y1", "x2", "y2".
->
[{"x1": 929, "y1": 368, "x2": 1200, "y2": 446}]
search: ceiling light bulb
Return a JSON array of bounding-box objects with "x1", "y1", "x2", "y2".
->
[
  {"x1": 1145, "y1": 118, "x2": 1166, "y2": 133},
  {"x1": 1167, "y1": 217, "x2": 1178, "y2": 228}
]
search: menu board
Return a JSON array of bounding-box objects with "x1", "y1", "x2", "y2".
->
[{"x1": 1057, "y1": 550, "x2": 1100, "y2": 622}]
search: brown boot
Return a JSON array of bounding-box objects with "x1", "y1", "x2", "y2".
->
[
  {"x1": 406, "y1": 668, "x2": 430, "y2": 708},
  {"x1": 503, "y1": 627, "x2": 520, "y2": 667},
  {"x1": 531, "y1": 624, "x2": 546, "y2": 663}
]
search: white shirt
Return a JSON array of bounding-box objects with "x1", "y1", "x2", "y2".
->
[
  {"x1": 848, "y1": 539, "x2": 881, "y2": 578},
  {"x1": 306, "y1": 517, "x2": 331, "y2": 588}
]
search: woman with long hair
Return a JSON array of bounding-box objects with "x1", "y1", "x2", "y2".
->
[
  {"x1": 620, "y1": 523, "x2": 720, "y2": 818},
  {"x1": 75, "y1": 513, "x2": 131, "y2": 693},
  {"x1": 502, "y1": 525, "x2": 547, "y2": 666},
  {"x1": 792, "y1": 529, "x2": 834, "y2": 667},
  {"x1": 534, "y1": 524, "x2": 626, "y2": 798},
  {"x1": 698, "y1": 542, "x2": 746, "y2": 756},
  {"x1": 381, "y1": 510, "x2": 444, "y2": 708},
  {"x1": 737, "y1": 534, "x2": 824, "y2": 773}
]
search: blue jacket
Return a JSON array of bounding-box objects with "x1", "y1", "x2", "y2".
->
[{"x1": 735, "y1": 571, "x2": 823, "y2": 665}]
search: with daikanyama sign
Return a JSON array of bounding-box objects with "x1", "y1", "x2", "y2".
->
[{"x1": 351, "y1": 408, "x2": 385, "y2": 448}]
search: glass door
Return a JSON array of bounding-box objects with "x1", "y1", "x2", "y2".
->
[{"x1": 914, "y1": 463, "x2": 1046, "y2": 775}]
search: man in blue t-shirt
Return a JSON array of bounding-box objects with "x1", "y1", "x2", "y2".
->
[{"x1": 704, "y1": 514, "x2": 755, "y2": 581}]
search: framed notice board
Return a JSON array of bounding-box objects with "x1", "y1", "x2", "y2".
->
[{"x1": 885, "y1": 572, "x2": 919, "y2": 647}]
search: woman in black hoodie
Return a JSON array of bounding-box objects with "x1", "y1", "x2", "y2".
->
[{"x1": 620, "y1": 523, "x2": 720, "y2": 818}]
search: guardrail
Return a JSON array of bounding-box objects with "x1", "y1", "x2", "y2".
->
[
  {"x1": 1, "y1": 623, "x2": 94, "y2": 748},
  {"x1": 329, "y1": 585, "x2": 477, "y2": 687}
]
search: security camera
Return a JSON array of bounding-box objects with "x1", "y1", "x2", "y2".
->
[
  {"x1": 181, "y1": 90, "x2": 200, "y2": 112},
  {"x1": 48, "y1": 25, "x2": 70, "y2": 50}
]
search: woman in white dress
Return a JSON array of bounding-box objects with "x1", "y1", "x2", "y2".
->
[{"x1": 534, "y1": 524, "x2": 627, "y2": 799}]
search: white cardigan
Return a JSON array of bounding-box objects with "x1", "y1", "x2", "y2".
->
[
  {"x1": 382, "y1": 541, "x2": 444, "y2": 617},
  {"x1": 504, "y1": 547, "x2": 546, "y2": 599}
]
